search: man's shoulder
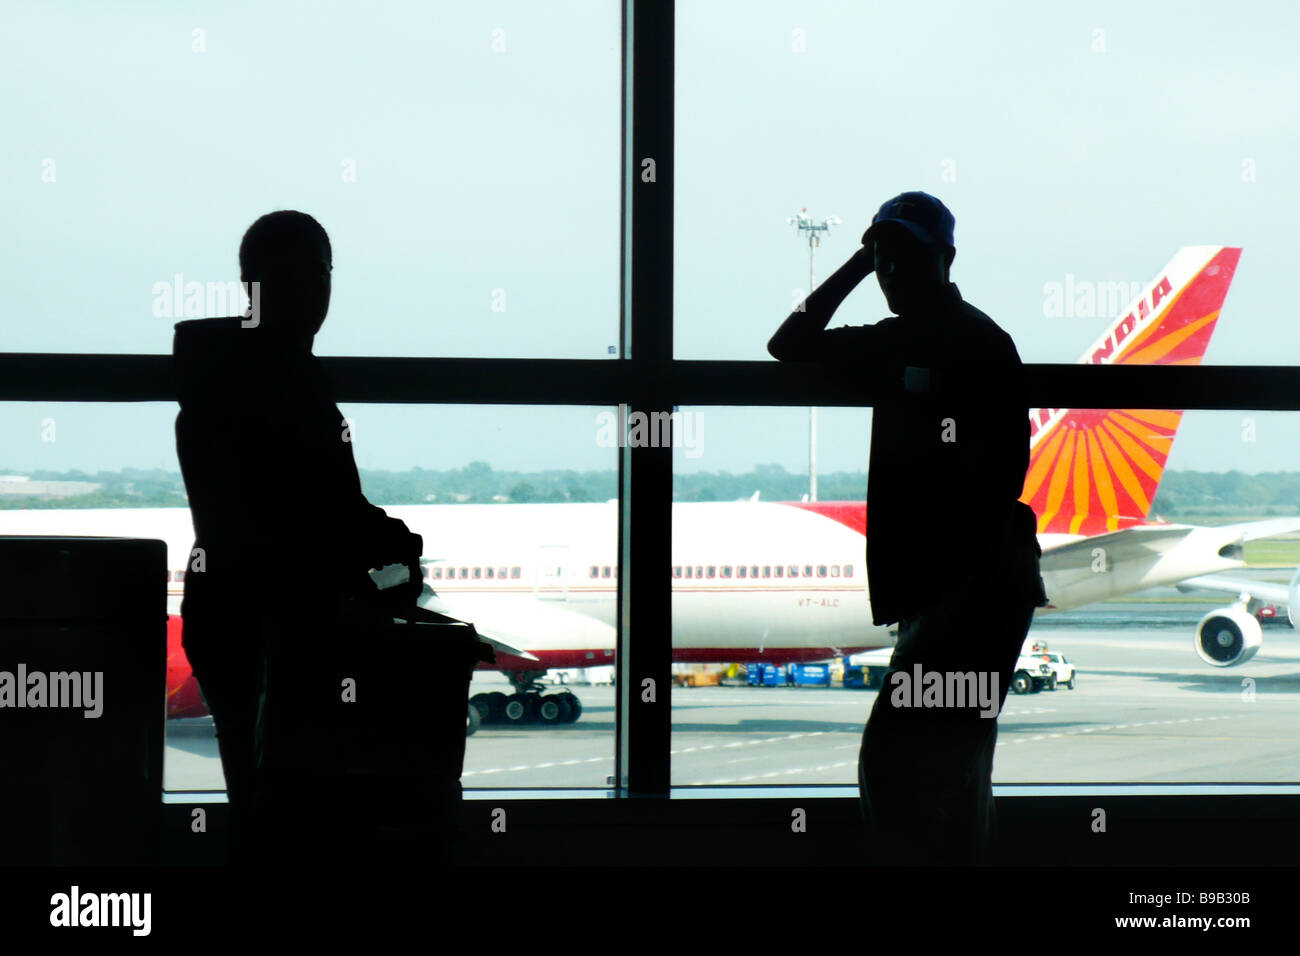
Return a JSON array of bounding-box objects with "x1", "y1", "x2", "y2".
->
[{"x1": 950, "y1": 294, "x2": 1018, "y2": 361}]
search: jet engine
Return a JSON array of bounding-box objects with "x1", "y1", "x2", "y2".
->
[
  {"x1": 1195, "y1": 604, "x2": 1262, "y2": 667},
  {"x1": 1287, "y1": 566, "x2": 1300, "y2": 628}
]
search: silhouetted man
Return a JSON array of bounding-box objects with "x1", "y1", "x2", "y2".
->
[
  {"x1": 768, "y1": 191, "x2": 1047, "y2": 864},
  {"x1": 173, "y1": 210, "x2": 423, "y2": 863}
]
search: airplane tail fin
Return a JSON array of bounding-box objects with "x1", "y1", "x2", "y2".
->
[{"x1": 1021, "y1": 246, "x2": 1242, "y2": 536}]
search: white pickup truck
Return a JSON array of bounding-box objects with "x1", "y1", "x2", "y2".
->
[{"x1": 1011, "y1": 641, "x2": 1077, "y2": 693}]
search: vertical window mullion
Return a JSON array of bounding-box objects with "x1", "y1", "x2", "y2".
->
[{"x1": 616, "y1": 0, "x2": 674, "y2": 797}]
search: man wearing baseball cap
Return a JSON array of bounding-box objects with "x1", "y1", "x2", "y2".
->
[{"x1": 769, "y1": 191, "x2": 1047, "y2": 864}]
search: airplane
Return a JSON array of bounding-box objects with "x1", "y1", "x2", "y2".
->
[
  {"x1": 1016, "y1": 245, "x2": 1300, "y2": 669},
  {"x1": 0, "y1": 244, "x2": 1291, "y2": 732}
]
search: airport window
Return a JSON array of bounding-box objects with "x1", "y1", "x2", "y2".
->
[
  {"x1": 9, "y1": 0, "x2": 1298, "y2": 835},
  {"x1": 602, "y1": 566, "x2": 612, "y2": 578},
  {"x1": 0, "y1": 402, "x2": 623, "y2": 795},
  {"x1": 737, "y1": 565, "x2": 746, "y2": 578},
  {"x1": 750, "y1": 566, "x2": 759, "y2": 578},
  {"x1": 721, "y1": 566, "x2": 731, "y2": 578},
  {"x1": 591, "y1": 565, "x2": 599, "y2": 578},
  {"x1": 2, "y1": 7, "x2": 619, "y2": 359},
  {"x1": 762, "y1": 566, "x2": 770, "y2": 578},
  {"x1": 497, "y1": 567, "x2": 507, "y2": 579},
  {"x1": 672, "y1": 566, "x2": 681, "y2": 578},
  {"x1": 473, "y1": 567, "x2": 481, "y2": 579},
  {"x1": 830, "y1": 565, "x2": 839, "y2": 577}
]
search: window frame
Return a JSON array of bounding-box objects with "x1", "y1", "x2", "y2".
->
[{"x1": 4, "y1": 0, "x2": 1300, "y2": 808}]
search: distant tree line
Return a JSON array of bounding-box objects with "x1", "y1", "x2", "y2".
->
[{"x1": 1, "y1": 464, "x2": 1297, "y2": 517}]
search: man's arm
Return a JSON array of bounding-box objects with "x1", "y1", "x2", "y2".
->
[
  {"x1": 355, "y1": 500, "x2": 424, "y2": 604},
  {"x1": 767, "y1": 247, "x2": 875, "y2": 360}
]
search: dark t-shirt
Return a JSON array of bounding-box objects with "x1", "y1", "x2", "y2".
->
[{"x1": 810, "y1": 283, "x2": 1038, "y2": 625}]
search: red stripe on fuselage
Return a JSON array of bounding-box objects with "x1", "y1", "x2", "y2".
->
[
  {"x1": 487, "y1": 645, "x2": 881, "y2": 671},
  {"x1": 779, "y1": 501, "x2": 867, "y2": 537}
]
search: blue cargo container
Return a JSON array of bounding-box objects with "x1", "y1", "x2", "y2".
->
[
  {"x1": 746, "y1": 663, "x2": 782, "y2": 686},
  {"x1": 786, "y1": 663, "x2": 830, "y2": 686}
]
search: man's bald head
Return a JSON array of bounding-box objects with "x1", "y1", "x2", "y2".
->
[{"x1": 239, "y1": 210, "x2": 332, "y2": 340}]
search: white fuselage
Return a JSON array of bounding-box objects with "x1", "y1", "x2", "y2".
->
[{"x1": 0, "y1": 503, "x2": 1253, "y2": 663}]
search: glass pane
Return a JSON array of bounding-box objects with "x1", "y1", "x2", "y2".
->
[
  {"x1": 670, "y1": 406, "x2": 1300, "y2": 786},
  {"x1": 675, "y1": 1, "x2": 1300, "y2": 365},
  {"x1": 0, "y1": 402, "x2": 618, "y2": 791},
  {"x1": 670, "y1": 405, "x2": 877, "y2": 786},
  {"x1": 2, "y1": 1, "x2": 619, "y2": 357}
]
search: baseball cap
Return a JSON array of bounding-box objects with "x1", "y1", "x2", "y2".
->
[{"x1": 863, "y1": 191, "x2": 955, "y2": 250}]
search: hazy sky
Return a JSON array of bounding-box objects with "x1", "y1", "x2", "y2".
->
[{"x1": 3, "y1": 1, "x2": 1299, "y2": 480}]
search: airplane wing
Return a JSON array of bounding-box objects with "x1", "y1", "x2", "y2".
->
[
  {"x1": 1040, "y1": 516, "x2": 1300, "y2": 575},
  {"x1": 414, "y1": 584, "x2": 542, "y2": 661},
  {"x1": 1038, "y1": 518, "x2": 1300, "y2": 615},
  {"x1": 372, "y1": 563, "x2": 543, "y2": 661},
  {"x1": 1175, "y1": 574, "x2": 1292, "y2": 605},
  {"x1": 414, "y1": 579, "x2": 619, "y2": 666},
  {"x1": 1203, "y1": 517, "x2": 1300, "y2": 542},
  {"x1": 1039, "y1": 525, "x2": 1194, "y2": 572}
]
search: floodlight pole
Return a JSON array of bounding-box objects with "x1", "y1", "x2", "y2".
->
[{"x1": 788, "y1": 211, "x2": 840, "y2": 502}]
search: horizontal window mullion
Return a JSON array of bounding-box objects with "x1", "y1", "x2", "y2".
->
[{"x1": 4, "y1": 353, "x2": 1300, "y2": 410}]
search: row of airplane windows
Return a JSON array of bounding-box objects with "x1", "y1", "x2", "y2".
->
[
  {"x1": 168, "y1": 563, "x2": 854, "y2": 583},
  {"x1": 672, "y1": 564, "x2": 852, "y2": 579},
  {"x1": 164, "y1": 567, "x2": 526, "y2": 583},
  {"x1": 428, "y1": 566, "x2": 523, "y2": 580},
  {"x1": 423, "y1": 563, "x2": 855, "y2": 580}
]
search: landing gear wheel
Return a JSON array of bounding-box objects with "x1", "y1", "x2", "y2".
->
[
  {"x1": 564, "y1": 694, "x2": 582, "y2": 722},
  {"x1": 554, "y1": 695, "x2": 575, "y2": 722},
  {"x1": 467, "y1": 703, "x2": 482, "y2": 736},
  {"x1": 503, "y1": 694, "x2": 530, "y2": 724},
  {"x1": 536, "y1": 695, "x2": 566, "y2": 724},
  {"x1": 471, "y1": 691, "x2": 508, "y2": 723}
]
